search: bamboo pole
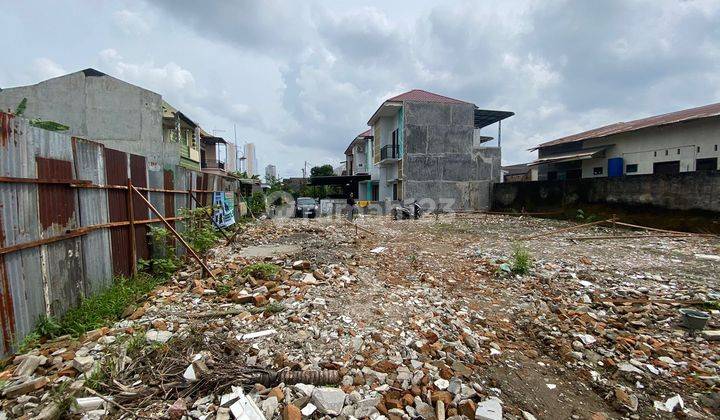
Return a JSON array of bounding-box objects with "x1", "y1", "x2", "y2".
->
[
  {"x1": 518, "y1": 217, "x2": 616, "y2": 241},
  {"x1": 127, "y1": 179, "x2": 137, "y2": 275},
  {"x1": 130, "y1": 185, "x2": 217, "y2": 279}
]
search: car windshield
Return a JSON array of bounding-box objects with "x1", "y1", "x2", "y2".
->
[{"x1": 297, "y1": 198, "x2": 315, "y2": 205}]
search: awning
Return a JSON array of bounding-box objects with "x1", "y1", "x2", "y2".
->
[
  {"x1": 528, "y1": 147, "x2": 607, "y2": 166},
  {"x1": 474, "y1": 109, "x2": 515, "y2": 129}
]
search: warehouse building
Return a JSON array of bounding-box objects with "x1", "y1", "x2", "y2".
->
[{"x1": 530, "y1": 102, "x2": 720, "y2": 180}]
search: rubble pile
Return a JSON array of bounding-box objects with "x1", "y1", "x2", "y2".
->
[{"x1": 0, "y1": 215, "x2": 718, "y2": 419}]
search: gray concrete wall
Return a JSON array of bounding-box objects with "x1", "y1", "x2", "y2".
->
[
  {"x1": 0, "y1": 70, "x2": 176, "y2": 170},
  {"x1": 493, "y1": 171, "x2": 720, "y2": 213},
  {"x1": 402, "y1": 101, "x2": 500, "y2": 210}
]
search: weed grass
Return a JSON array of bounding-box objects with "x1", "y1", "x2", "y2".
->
[
  {"x1": 241, "y1": 263, "x2": 280, "y2": 279},
  {"x1": 19, "y1": 273, "x2": 164, "y2": 350}
]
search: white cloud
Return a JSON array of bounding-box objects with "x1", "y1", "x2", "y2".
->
[
  {"x1": 32, "y1": 58, "x2": 66, "y2": 80},
  {"x1": 113, "y1": 9, "x2": 151, "y2": 35}
]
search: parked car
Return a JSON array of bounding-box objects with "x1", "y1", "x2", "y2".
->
[{"x1": 295, "y1": 197, "x2": 319, "y2": 218}]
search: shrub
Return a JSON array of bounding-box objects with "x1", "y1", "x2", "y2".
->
[
  {"x1": 249, "y1": 192, "x2": 267, "y2": 215},
  {"x1": 179, "y1": 207, "x2": 219, "y2": 255},
  {"x1": 511, "y1": 243, "x2": 532, "y2": 275}
]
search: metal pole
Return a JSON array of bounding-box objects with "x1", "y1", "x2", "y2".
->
[
  {"x1": 498, "y1": 120, "x2": 502, "y2": 148},
  {"x1": 127, "y1": 179, "x2": 137, "y2": 275}
]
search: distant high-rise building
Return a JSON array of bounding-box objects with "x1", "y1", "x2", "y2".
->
[
  {"x1": 226, "y1": 143, "x2": 238, "y2": 173},
  {"x1": 244, "y1": 143, "x2": 256, "y2": 176},
  {"x1": 265, "y1": 164, "x2": 277, "y2": 181}
]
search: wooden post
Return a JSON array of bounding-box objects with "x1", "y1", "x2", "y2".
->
[
  {"x1": 130, "y1": 185, "x2": 217, "y2": 279},
  {"x1": 127, "y1": 179, "x2": 137, "y2": 275}
]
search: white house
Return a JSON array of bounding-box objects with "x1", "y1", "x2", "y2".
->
[{"x1": 530, "y1": 102, "x2": 720, "y2": 180}]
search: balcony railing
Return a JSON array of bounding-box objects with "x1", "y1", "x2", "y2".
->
[
  {"x1": 202, "y1": 159, "x2": 226, "y2": 171},
  {"x1": 380, "y1": 144, "x2": 399, "y2": 161}
]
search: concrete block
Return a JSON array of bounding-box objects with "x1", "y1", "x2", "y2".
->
[
  {"x1": 404, "y1": 155, "x2": 440, "y2": 180},
  {"x1": 427, "y1": 125, "x2": 473, "y2": 154},
  {"x1": 404, "y1": 101, "x2": 451, "y2": 126},
  {"x1": 404, "y1": 124, "x2": 428, "y2": 154},
  {"x1": 474, "y1": 160, "x2": 492, "y2": 180},
  {"x1": 404, "y1": 180, "x2": 469, "y2": 210},
  {"x1": 438, "y1": 154, "x2": 474, "y2": 181},
  {"x1": 450, "y1": 103, "x2": 475, "y2": 126}
]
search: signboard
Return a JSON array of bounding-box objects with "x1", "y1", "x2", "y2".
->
[{"x1": 212, "y1": 191, "x2": 236, "y2": 228}]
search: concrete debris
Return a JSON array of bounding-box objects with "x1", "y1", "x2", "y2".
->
[
  {"x1": 1, "y1": 215, "x2": 718, "y2": 418},
  {"x1": 475, "y1": 397, "x2": 502, "y2": 420},
  {"x1": 310, "y1": 387, "x2": 345, "y2": 415},
  {"x1": 238, "y1": 329, "x2": 277, "y2": 340},
  {"x1": 654, "y1": 394, "x2": 684, "y2": 412}
]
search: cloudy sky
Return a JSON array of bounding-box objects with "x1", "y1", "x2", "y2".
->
[{"x1": 2, "y1": 0, "x2": 719, "y2": 177}]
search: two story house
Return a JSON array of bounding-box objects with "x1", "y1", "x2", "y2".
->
[{"x1": 353, "y1": 89, "x2": 512, "y2": 210}]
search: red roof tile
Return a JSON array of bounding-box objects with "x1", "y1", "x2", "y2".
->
[
  {"x1": 386, "y1": 89, "x2": 471, "y2": 104},
  {"x1": 357, "y1": 128, "x2": 372, "y2": 137},
  {"x1": 534, "y1": 101, "x2": 720, "y2": 150}
]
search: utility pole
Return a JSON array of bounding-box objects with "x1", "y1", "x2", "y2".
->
[
  {"x1": 234, "y1": 124, "x2": 239, "y2": 171},
  {"x1": 303, "y1": 161, "x2": 308, "y2": 179}
]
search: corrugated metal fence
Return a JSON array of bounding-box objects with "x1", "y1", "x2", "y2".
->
[{"x1": 0, "y1": 112, "x2": 239, "y2": 355}]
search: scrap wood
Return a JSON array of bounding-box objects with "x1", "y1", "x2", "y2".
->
[
  {"x1": 518, "y1": 217, "x2": 616, "y2": 241},
  {"x1": 613, "y1": 220, "x2": 718, "y2": 237},
  {"x1": 572, "y1": 233, "x2": 698, "y2": 240},
  {"x1": 345, "y1": 220, "x2": 376, "y2": 235}
]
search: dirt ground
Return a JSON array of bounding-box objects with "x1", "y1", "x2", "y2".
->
[
  {"x1": 218, "y1": 213, "x2": 720, "y2": 419},
  {"x1": 3, "y1": 213, "x2": 719, "y2": 419}
]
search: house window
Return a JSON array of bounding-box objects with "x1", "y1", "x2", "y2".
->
[
  {"x1": 654, "y1": 151, "x2": 657, "y2": 157},
  {"x1": 593, "y1": 167, "x2": 603, "y2": 175},
  {"x1": 665, "y1": 150, "x2": 669, "y2": 156},
  {"x1": 626, "y1": 164, "x2": 638, "y2": 173},
  {"x1": 716, "y1": 145, "x2": 718, "y2": 151},
  {"x1": 697, "y1": 146, "x2": 700, "y2": 153},
  {"x1": 677, "y1": 148, "x2": 680, "y2": 155}
]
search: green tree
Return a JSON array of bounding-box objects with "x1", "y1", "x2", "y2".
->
[{"x1": 310, "y1": 164, "x2": 334, "y2": 177}]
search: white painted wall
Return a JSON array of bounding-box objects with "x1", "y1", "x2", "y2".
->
[
  {"x1": 579, "y1": 117, "x2": 720, "y2": 177},
  {"x1": 352, "y1": 142, "x2": 367, "y2": 174}
]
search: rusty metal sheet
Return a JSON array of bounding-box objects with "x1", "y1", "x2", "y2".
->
[
  {"x1": 35, "y1": 147, "x2": 83, "y2": 318},
  {"x1": 0, "y1": 115, "x2": 45, "y2": 354},
  {"x1": 105, "y1": 148, "x2": 131, "y2": 278},
  {"x1": 147, "y1": 168, "x2": 165, "y2": 258},
  {"x1": 73, "y1": 138, "x2": 112, "y2": 295},
  {"x1": 130, "y1": 154, "x2": 149, "y2": 262},
  {"x1": 36, "y1": 157, "x2": 76, "y2": 232}
]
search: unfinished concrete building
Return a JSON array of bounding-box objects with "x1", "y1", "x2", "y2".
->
[
  {"x1": 365, "y1": 90, "x2": 512, "y2": 210},
  {"x1": 0, "y1": 69, "x2": 191, "y2": 170}
]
